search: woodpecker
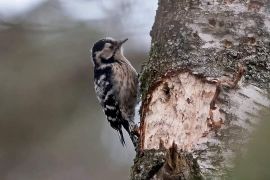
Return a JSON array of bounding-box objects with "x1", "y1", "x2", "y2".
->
[{"x1": 91, "y1": 37, "x2": 139, "y2": 147}]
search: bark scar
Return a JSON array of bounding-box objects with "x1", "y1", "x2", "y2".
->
[
  {"x1": 221, "y1": 63, "x2": 245, "y2": 88},
  {"x1": 207, "y1": 64, "x2": 245, "y2": 133}
]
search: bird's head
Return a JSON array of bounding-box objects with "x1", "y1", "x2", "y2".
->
[{"x1": 91, "y1": 37, "x2": 128, "y2": 66}]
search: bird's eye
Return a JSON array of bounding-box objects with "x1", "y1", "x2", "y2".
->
[{"x1": 108, "y1": 45, "x2": 113, "y2": 49}]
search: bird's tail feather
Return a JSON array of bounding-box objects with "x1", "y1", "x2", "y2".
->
[
  {"x1": 121, "y1": 120, "x2": 139, "y2": 148},
  {"x1": 118, "y1": 128, "x2": 126, "y2": 146},
  {"x1": 108, "y1": 120, "x2": 126, "y2": 146}
]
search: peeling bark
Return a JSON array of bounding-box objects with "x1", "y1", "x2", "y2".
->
[{"x1": 131, "y1": 0, "x2": 270, "y2": 179}]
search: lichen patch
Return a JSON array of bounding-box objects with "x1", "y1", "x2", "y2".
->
[{"x1": 264, "y1": 18, "x2": 270, "y2": 32}]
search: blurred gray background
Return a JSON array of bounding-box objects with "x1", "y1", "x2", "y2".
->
[{"x1": 0, "y1": 0, "x2": 157, "y2": 179}]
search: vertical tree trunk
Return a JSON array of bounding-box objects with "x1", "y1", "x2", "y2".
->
[{"x1": 131, "y1": 0, "x2": 270, "y2": 179}]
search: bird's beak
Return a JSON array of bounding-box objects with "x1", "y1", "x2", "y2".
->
[{"x1": 117, "y1": 38, "x2": 128, "y2": 47}]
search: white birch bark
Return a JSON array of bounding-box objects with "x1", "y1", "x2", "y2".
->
[{"x1": 131, "y1": 0, "x2": 270, "y2": 179}]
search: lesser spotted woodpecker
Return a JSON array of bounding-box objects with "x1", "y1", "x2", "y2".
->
[{"x1": 91, "y1": 37, "x2": 139, "y2": 147}]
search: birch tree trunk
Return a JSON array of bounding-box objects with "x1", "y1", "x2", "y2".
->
[{"x1": 131, "y1": 0, "x2": 270, "y2": 179}]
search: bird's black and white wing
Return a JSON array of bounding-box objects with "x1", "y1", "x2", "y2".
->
[{"x1": 94, "y1": 66, "x2": 126, "y2": 145}]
